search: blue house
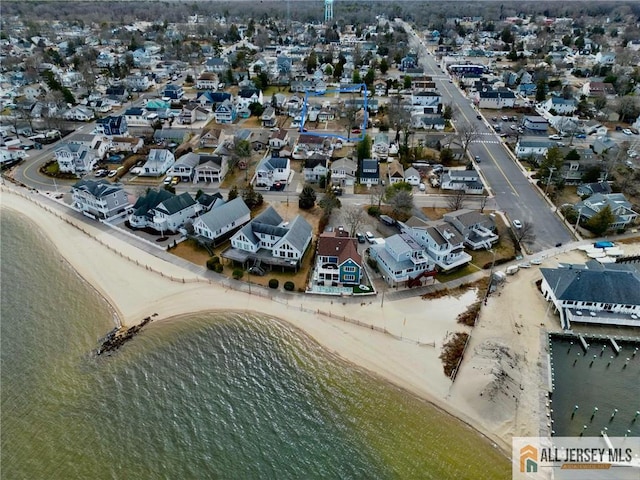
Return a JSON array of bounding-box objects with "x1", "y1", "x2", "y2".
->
[
  {"x1": 359, "y1": 158, "x2": 380, "y2": 185},
  {"x1": 162, "y1": 84, "x2": 184, "y2": 100},
  {"x1": 314, "y1": 230, "x2": 363, "y2": 287},
  {"x1": 95, "y1": 115, "x2": 128, "y2": 136}
]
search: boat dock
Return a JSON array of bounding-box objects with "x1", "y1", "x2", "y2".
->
[
  {"x1": 578, "y1": 334, "x2": 589, "y2": 353},
  {"x1": 610, "y1": 337, "x2": 621, "y2": 355}
]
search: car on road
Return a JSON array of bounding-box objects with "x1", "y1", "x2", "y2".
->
[
  {"x1": 615, "y1": 125, "x2": 622, "y2": 131},
  {"x1": 501, "y1": 116, "x2": 509, "y2": 121},
  {"x1": 510, "y1": 124, "x2": 517, "y2": 130},
  {"x1": 163, "y1": 175, "x2": 172, "y2": 185},
  {"x1": 548, "y1": 134, "x2": 562, "y2": 140},
  {"x1": 107, "y1": 170, "x2": 118, "y2": 178},
  {"x1": 622, "y1": 128, "x2": 632, "y2": 136},
  {"x1": 95, "y1": 169, "x2": 108, "y2": 177},
  {"x1": 356, "y1": 232, "x2": 366, "y2": 243},
  {"x1": 419, "y1": 182, "x2": 426, "y2": 191},
  {"x1": 575, "y1": 133, "x2": 586, "y2": 139},
  {"x1": 630, "y1": 127, "x2": 639, "y2": 135},
  {"x1": 171, "y1": 176, "x2": 180, "y2": 186},
  {"x1": 512, "y1": 219, "x2": 523, "y2": 229},
  {"x1": 476, "y1": 114, "x2": 482, "y2": 120},
  {"x1": 271, "y1": 182, "x2": 285, "y2": 191},
  {"x1": 474, "y1": 155, "x2": 481, "y2": 163},
  {"x1": 379, "y1": 215, "x2": 396, "y2": 226},
  {"x1": 365, "y1": 231, "x2": 375, "y2": 243}
]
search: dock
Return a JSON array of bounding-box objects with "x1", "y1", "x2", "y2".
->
[
  {"x1": 578, "y1": 334, "x2": 589, "y2": 353},
  {"x1": 610, "y1": 337, "x2": 621, "y2": 355}
]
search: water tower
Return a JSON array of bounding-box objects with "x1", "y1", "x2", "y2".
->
[{"x1": 324, "y1": 0, "x2": 334, "y2": 23}]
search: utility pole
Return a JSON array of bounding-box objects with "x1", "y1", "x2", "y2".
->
[{"x1": 544, "y1": 167, "x2": 556, "y2": 197}]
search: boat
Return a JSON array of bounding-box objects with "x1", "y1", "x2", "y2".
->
[
  {"x1": 594, "y1": 241, "x2": 614, "y2": 249},
  {"x1": 596, "y1": 256, "x2": 616, "y2": 264},
  {"x1": 587, "y1": 251, "x2": 606, "y2": 258},
  {"x1": 530, "y1": 258, "x2": 542, "y2": 265}
]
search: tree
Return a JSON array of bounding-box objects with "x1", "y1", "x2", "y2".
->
[
  {"x1": 242, "y1": 185, "x2": 263, "y2": 209},
  {"x1": 379, "y1": 57, "x2": 389, "y2": 74},
  {"x1": 305, "y1": 51, "x2": 317, "y2": 74},
  {"x1": 439, "y1": 148, "x2": 455, "y2": 166},
  {"x1": 228, "y1": 185, "x2": 239, "y2": 201},
  {"x1": 248, "y1": 102, "x2": 264, "y2": 116},
  {"x1": 594, "y1": 96, "x2": 607, "y2": 111},
  {"x1": 617, "y1": 97, "x2": 640, "y2": 123},
  {"x1": 356, "y1": 135, "x2": 372, "y2": 161},
  {"x1": 318, "y1": 190, "x2": 341, "y2": 216},
  {"x1": 442, "y1": 103, "x2": 454, "y2": 120},
  {"x1": 581, "y1": 166, "x2": 602, "y2": 184},
  {"x1": 514, "y1": 221, "x2": 536, "y2": 245},
  {"x1": 539, "y1": 146, "x2": 564, "y2": 182},
  {"x1": 385, "y1": 189, "x2": 414, "y2": 220},
  {"x1": 341, "y1": 205, "x2": 366, "y2": 237},
  {"x1": 369, "y1": 184, "x2": 385, "y2": 210},
  {"x1": 586, "y1": 205, "x2": 615, "y2": 235},
  {"x1": 535, "y1": 77, "x2": 547, "y2": 103},
  {"x1": 298, "y1": 184, "x2": 316, "y2": 210},
  {"x1": 456, "y1": 121, "x2": 480, "y2": 161},
  {"x1": 364, "y1": 68, "x2": 375, "y2": 88},
  {"x1": 446, "y1": 190, "x2": 467, "y2": 211}
]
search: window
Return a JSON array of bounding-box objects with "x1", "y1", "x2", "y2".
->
[
  {"x1": 344, "y1": 274, "x2": 355, "y2": 282},
  {"x1": 344, "y1": 266, "x2": 356, "y2": 273}
]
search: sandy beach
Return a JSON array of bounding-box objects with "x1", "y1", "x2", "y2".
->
[{"x1": 3, "y1": 185, "x2": 637, "y2": 454}]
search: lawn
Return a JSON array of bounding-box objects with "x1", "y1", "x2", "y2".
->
[{"x1": 435, "y1": 263, "x2": 481, "y2": 282}]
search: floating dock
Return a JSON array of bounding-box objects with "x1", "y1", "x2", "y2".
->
[
  {"x1": 610, "y1": 337, "x2": 621, "y2": 355},
  {"x1": 578, "y1": 334, "x2": 589, "y2": 353}
]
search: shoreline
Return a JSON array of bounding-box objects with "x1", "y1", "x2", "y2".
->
[{"x1": 10, "y1": 185, "x2": 630, "y2": 455}]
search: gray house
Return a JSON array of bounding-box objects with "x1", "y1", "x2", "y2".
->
[
  {"x1": 192, "y1": 197, "x2": 251, "y2": 245},
  {"x1": 71, "y1": 179, "x2": 130, "y2": 219}
]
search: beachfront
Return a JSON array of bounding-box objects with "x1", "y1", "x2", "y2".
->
[{"x1": 2, "y1": 185, "x2": 639, "y2": 455}]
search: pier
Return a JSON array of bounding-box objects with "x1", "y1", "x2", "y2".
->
[
  {"x1": 578, "y1": 334, "x2": 589, "y2": 353},
  {"x1": 610, "y1": 337, "x2": 621, "y2": 355}
]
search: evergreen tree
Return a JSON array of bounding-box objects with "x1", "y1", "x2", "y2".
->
[{"x1": 298, "y1": 184, "x2": 317, "y2": 210}]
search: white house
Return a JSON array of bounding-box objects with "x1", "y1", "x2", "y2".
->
[
  {"x1": 192, "y1": 197, "x2": 251, "y2": 244},
  {"x1": 515, "y1": 137, "x2": 555, "y2": 160},
  {"x1": 130, "y1": 190, "x2": 201, "y2": 233},
  {"x1": 388, "y1": 160, "x2": 405, "y2": 184},
  {"x1": 443, "y1": 209, "x2": 498, "y2": 250},
  {"x1": 254, "y1": 156, "x2": 291, "y2": 189},
  {"x1": 141, "y1": 149, "x2": 175, "y2": 177},
  {"x1": 330, "y1": 157, "x2": 358, "y2": 186},
  {"x1": 404, "y1": 167, "x2": 421, "y2": 186},
  {"x1": 303, "y1": 157, "x2": 329, "y2": 184},
  {"x1": 62, "y1": 106, "x2": 95, "y2": 122},
  {"x1": 440, "y1": 169, "x2": 484, "y2": 194},
  {"x1": 71, "y1": 179, "x2": 130, "y2": 219},
  {"x1": 369, "y1": 233, "x2": 436, "y2": 287},
  {"x1": 193, "y1": 155, "x2": 229, "y2": 184},
  {"x1": 54, "y1": 143, "x2": 97, "y2": 174},
  {"x1": 541, "y1": 96, "x2": 577, "y2": 115},
  {"x1": 476, "y1": 89, "x2": 516, "y2": 109}
]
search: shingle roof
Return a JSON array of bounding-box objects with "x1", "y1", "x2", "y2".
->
[
  {"x1": 156, "y1": 192, "x2": 196, "y2": 215},
  {"x1": 72, "y1": 179, "x2": 123, "y2": 198},
  {"x1": 317, "y1": 231, "x2": 361, "y2": 266},
  {"x1": 132, "y1": 189, "x2": 174, "y2": 217},
  {"x1": 195, "y1": 197, "x2": 250, "y2": 234},
  {"x1": 281, "y1": 215, "x2": 312, "y2": 252}
]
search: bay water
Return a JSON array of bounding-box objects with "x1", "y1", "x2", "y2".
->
[{"x1": 1, "y1": 208, "x2": 510, "y2": 479}]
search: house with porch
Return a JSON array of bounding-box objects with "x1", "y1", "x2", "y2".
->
[
  {"x1": 443, "y1": 209, "x2": 498, "y2": 250},
  {"x1": 140, "y1": 149, "x2": 175, "y2": 177},
  {"x1": 193, "y1": 155, "x2": 229, "y2": 184},
  {"x1": 399, "y1": 216, "x2": 472, "y2": 272},
  {"x1": 71, "y1": 179, "x2": 130, "y2": 219},
  {"x1": 368, "y1": 233, "x2": 436, "y2": 287},
  {"x1": 269, "y1": 129, "x2": 290, "y2": 154},
  {"x1": 54, "y1": 143, "x2": 98, "y2": 174},
  {"x1": 312, "y1": 230, "x2": 363, "y2": 288},
  {"x1": 227, "y1": 206, "x2": 313, "y2": 269},
  {"x1": 388, "y1": 160, "x2": 405, "y2": 185},
  {"x1": 129, "y1": 190, "x2": 201, "y2": 233},
  {"x1": 162, "y1": 84, "x2": 184, "y2": 100},
  {"x1": 261, "y1": 106, "x2": 277, "y2": 128},
  {"x1": 214, "y1": 99, "x2": 236, "y2": 124},
  {"x1": 440, "y1": 169, "x2": 483, "y2": 194},
  {"x1": 196, "y1": 72, "x2": 219, "y2": 90},
  {"x1": 168, "y1": 152, "x2": 200, "y2": 182},
  {"x1": 110, "y1": 136, "x2": 144, "y2": 154},
  {"x1": 515, "y1": 137, "x2": 555, "y2": 160},
  {"x1": 254, "y1": 156, "x2": 291, "y2": 189},
  {"x1": 539, "y1": 261, "x2": 640, "y2": 329},
  {"x1": 475, "y1": 89, "x2": 516, "y2": 109},
  {"x1": 95, "y1": 115, "x2": 128, "y2": 136},
  {"x1": 192, "y1": 197, "x2": 251, "y2": 245},
  {"x1": 178, "y1": 103, "x2": 209, "y2": 125}
]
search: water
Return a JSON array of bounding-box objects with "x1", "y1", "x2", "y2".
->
[
  {"x1": 549, "y1": 334, "x2": 640, "y2": 437},
  {"x1": 1, "y1": 208, "x2": 510, "y2": 479}
]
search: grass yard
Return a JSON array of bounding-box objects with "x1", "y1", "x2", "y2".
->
[
  {"x1": 170, "y1": 238, "x2": 211, "y2": 266},
  {"x1": 434, "y1": 263, "x2": 481, "y2": 283}
]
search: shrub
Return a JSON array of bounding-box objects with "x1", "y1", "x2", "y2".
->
[
  {"x1": 367, "y1": 206, "x2": 380, "y2": 216},
  {"x1": 284, "y1": 281, "x2": 295, "y2": 291},
  {"x1": 439, "y1": 332, "x2": 469, "y2": 378},
  {"x1": 206, "y1": 257, "x2": 218, "y2": 270},
  {"x1": 268, "y1": 279, "x2": 279, "y2": 289},
  {"x1": 232, "y1": 269, "x2": 244, "y2": 280},
  {"x1": 213, "y1": 263, "x2": 223, "y2": 273}
]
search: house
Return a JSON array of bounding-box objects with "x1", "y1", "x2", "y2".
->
[
  {"x1": 592, "y1": 136, "x2": 618, "y2": 156},
  {"x1": 582, "y1": 82, "x2": 616, "y2": 98},
  {"x1": 404, "y1": 167, "x2": 421, "y2": 186},
  {"x1": 254, "y1": 156, "x2": 291, "y2": 188},
  {"x1": 169, "y1": 152, "x2": 201, "y2": 182},
  {"x1": 193, "y1": 154, "x2": 228, "y2": 184},
  {"x1": 443, "y1": 209, "x2": 498, "y2": 250},
  {"x1": 178, "y1": 103, "x2": 209, "y2": 125},
  {"x1": 313, "y1": 230, "x2": 363, "y2": 287},
  {"x1": 71, "y1": 179, "x2": 129, "y2": 219},
  {"x1": 95, "y1": 115, "x2": 128, "y2": 136},
  {"x1": 130, "y1": 190, "x2": 201, "y2": 233},
  {"x1": 359, "y1": 158, "x2": 380, "y2": 186},
  {"x1": 249, "y1": 130, "x2": 270, "y2": 152},
  {"x1": 411, "y1": 115, "x2": 446, "y2": 130},
  {"x1": 110, "y1": 136, "x2": 144, "y2": 154},
  {"x1": 153, "y1": 128, "x2": 188, "y2": 145},
  {"x1": 440, "y1": 169, "x2": 484, "y2": 194},
  {"x1": 54, "y1": 143, "x2": 97, "y2": 174},
  {"x1": 192, "y1": 197, "x2": 251, "y2": 245},
  {"x1": 196, "y1": 72, "x2": 218, "y2": 90},
  {"x1": 162, "y1": 84, "x2": 184, "y2": 100},
  {"x1": 214, "y1": 99, "x2": 236, "y2": 124},
  {"x1": 522, "y1": 116, "x2": 548, "y2": 132},
  {"x1": 196, "y1": 91, "x2": 231, "y2": 108},
  {"x1": 296, "y1": 134, "x2": 327, "y2": 153},
  {"x1": 228, "y1": 206, "x2": 313, "y2": 268},
  {"x1": 576, "y1": 181, "x2": 612, "y2": 198},
  {"x1": 261, "y1": 106, "x2": 277, "y2": 128},
  {"x1": 399, "y1": 217, "x2": 472, "y2": 272},
  {"x1": 140, "y1": 149, "x2": 175, "y2": 177},
  {"x1": 199, "y1": 128, "x2": 222, "y2": 149},
  {"x1": 542, "y1": 96, "x2": 577, "y2": 115},
  {"x1": 515, "y1": 137, "x2": 556, "y2": 160},
  {"x1": 331, "y1": 157, "x2": 357, "y2": 186},
  {"x1": 269, "y1": 129, "x2": 290, "y2": 154},
  {"x1": 123, "y1": 107, "x2": 151, "y2": 127},
  {"x1": 237, "y1": 88, "x2": 263, "y2": 106},
  {"x1": 438, "y1": 135, "x2": 465, "y2": 159},
  {"x1": 303, "y1": 156, "x2": 329, "y2": 184},
  {"x1": 540, "y1": 261, "x2": 640, "y2": 329},
  {"x1": 62, "y1": 106, "x2": 94, "y2": 122},
  {"x1": 368, "y1": 233, "x2": 436, "y2": 287},
  {"x1": 204, "y1": 57, "x2": 229, "y2": 74},
  {"x1": 476, "y1": 89, "x2": 516, "y2": 109},
  {"x1": 574, "y1": 193, "x2": 638, "y2": 230},
  {"x1": 388, "y1": 160, "x2": 405, "y2": 185},
  {"x1": 410, "y1": 91, "x2": 442, "y2": 113}
]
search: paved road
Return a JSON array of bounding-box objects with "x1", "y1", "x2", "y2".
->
[{"x1": 402, "y1": 22, "x2": 573, "y2": 253}]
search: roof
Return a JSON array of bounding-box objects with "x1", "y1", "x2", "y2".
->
[
  {"x1": 156, "y1": 192, "x2": 196, "y2": 215},
  {"x1": 405, "y1": 167, "x2": 420, "y2": 178},
  {"x1": 195, "y1": 197, "x2": 250, "y2": 234},
  {"x1": 444, "y1": 209, "x2": 492, "y2": 228},
  {"x1": 425, "y1": 223, "x2": 464, "y2": 246},
  {"x1": 317, "y1": 231, "x2": 362, "y2": 266},
  {"x1": 132, "y1": 189, "x2": 174, "y2": 217},
  {"x1": 257, "y1": 156, "x2": 289, "y2": 172},
  {"x1": 478, "y1": 89, "x2": 516, "y2": 99},
  {"x1": 173, "y1": 152, "x2": 200, "y2": 169},
  {"x1": 72, "y1": 179, "x2": 124, "y2": 198},
  {"x1": 388, "y1": 161, "x2": 404, "y2": 178},
  {"x1": 281, "y1": 215, "x2": 312, "y2": 252},
  {"x1": 540, "y1": 265, "x2": 640, "y2": 305}
]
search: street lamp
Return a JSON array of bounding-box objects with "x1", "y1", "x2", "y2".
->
[{"x1": 544, "y1": 167, "x2": 556, "y2": 197}]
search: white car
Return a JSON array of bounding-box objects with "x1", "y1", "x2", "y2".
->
[
  {"x1": 622, "y1": 129, "x2": 632, "y2": 136},
  {"x1": 548, "y1": 134, "x2": 562, "y2": 140},
  {"x1": 365, "y1": 231, "x2": 375, "y2": 243},
  {"x1": 512, "y1": 219, "x2": 523, "y2": 229}
]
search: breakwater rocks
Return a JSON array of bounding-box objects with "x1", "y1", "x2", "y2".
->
[{"x1": 97, "y1": 316, "x2": 153, "y2": 355}]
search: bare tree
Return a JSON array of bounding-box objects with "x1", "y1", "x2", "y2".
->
[
  {"x1": 456, "y1": 121, "x2": 480, "y2": 161},
  {"x1": 387, "y1": 92, "x2": 411, "y2": 145},
  {"x1": 369, "y1": 183, "x2": 385, "y2": 209},
  {"x1": 386, "y1": 189, "x2": 414, "y2": 219},
  {"x1": 480, "y1": 194, "x2": 489, "y2": 213},
  {"x1": 446, "y1": 190, "x2": 467, "y2": 211},
  {"x1": 341, "y1": 205, "x2": 366, "y2": 237},
  {"x1": 514, "y1": 221, "x2": 536, "y2": 245}
]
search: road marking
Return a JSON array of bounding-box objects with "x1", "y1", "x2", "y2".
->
[{"x1": 482, "y1": 143, "x2": 519, "y2": 197}]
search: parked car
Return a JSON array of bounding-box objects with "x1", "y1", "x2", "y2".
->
[
  {"x1": 163, "y1": 175, "x2": 172, "y2": 185},
  {"x1": 95, "y1": 169, "x2": 108, "y2": 177},
  {"x1": 476, "y1": 114, "x2": 482, "y2": 120},
  {"x1": 575, "y1": 133, "x2": 586, "y2": 139},
  {"x1": 379, "y1": 215, "x2": 396, "y2": 226},
  {"x1": 512, "y1": 219, "x2": 523, "y2": 229},
  {"x1": 630, "y1": 127, "x2": 639, "y2": 135},
  {"x1": 622, "y1": 129, "x2": 632, "y2": 136},
  {"x1": 501, "y1": 116, "x2": 509, "y2": 121},
  {"x1": 474, "y1": 155, "x2": 481, "y2": 163},
  {"x1": 365, "y1": 231, "x2": 375, "y2": 243},
  {"x1": 548, "y1": 134, "x2": 562, "y2": 140},
  {"x1": 171, "y1": 176, "x2": 180, "y2": 185},
  {"x1": 615, "y1": 125, "x2": 622, "y2": 131},
  {"x1": 356, "y1": 232, "x2": 366, "y2": 243},
  {"x1": 419, "y1": 182, "x2": 426, "y2": 191}
]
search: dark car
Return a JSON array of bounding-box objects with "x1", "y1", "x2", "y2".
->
[
  {"x1": 630, "y1": 127, "x2": 639, "y2": 135},
  {"x1": 615, "y1": 125, "x2": 622, "y2": 131},
  {"x1": 476, "y1": 114, "x2": 482, "y2": 120},
  {"x1": 356, "y1": 232, "x2": 366, "y2": 243},
  {"x1": 271, "y1": 182, "x2": 285, "y2": 191}
]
